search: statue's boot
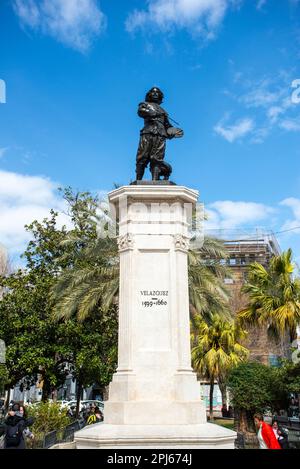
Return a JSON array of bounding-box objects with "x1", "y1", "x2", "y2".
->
[{"x1": 136, "y1": 163, "x2": 145, "y2": 181}]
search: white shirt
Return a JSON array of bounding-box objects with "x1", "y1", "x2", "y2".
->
[{"x1": 257, "y1": 424, "x2": 268, "y2": 449}]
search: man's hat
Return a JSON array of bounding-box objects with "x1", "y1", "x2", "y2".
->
[{"x1": 145, "y1": 87, "x2": 164, "y2": 103}]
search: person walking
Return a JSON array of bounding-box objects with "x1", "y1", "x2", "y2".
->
[
  {"x1": 272, "y1": 420, "x2": 289, "y2": 449},
  {"x1": 254, "y1": 413, "x2": 281, "y2": 449},
  {"x1": 0, "y1": 403, "x2": 33, "y2": 449},
  {"x1": 17, "y1": 405, "x2": 35, "y2": 444}
]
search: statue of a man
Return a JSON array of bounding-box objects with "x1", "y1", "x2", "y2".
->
[{"x1": 135, "y1": 87, "x2": 183, "y2": 181}]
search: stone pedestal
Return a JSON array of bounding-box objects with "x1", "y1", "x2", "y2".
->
[{"x1": 75, "y1": 185, "x2": 236, "y2": 449}]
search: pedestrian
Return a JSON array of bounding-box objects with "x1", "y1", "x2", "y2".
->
[
  {"x1": 17, "y1": 405, "x2": 35, "y2": 444},
  {"x1": 272, "y1": 420, "x2": 289, "y2": 449},
  {"x1": 0, "y1": 403, "x2": 34, "y2": 449},
  {"x1": 95, "y1": 406, "x2": 103, "y2": 422},
  {"x1": 86, "y1": 406, "x2": 97, "y2": 425},
  {"x1": 254, "y1": 413, "x2": 281, "y2": 449},
  {"x1": 67, "y1": 405, "x2": 76, "y2": 419},
  {"x1": 221, "y1": 404, "x2": 228, "y2": 418}
]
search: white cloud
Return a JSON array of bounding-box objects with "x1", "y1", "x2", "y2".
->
[
  {"x1": 214, "y1": 117, "x2": 254, "y2": 142},
  {"x1": 0, "y1": 170, "x2": 70, "y2": 256},
  {"x1": 126, "y1": 0, "x2": 236, "y2": 39},
  {"x1": 281, "y1": 198, "x2": 300, "y2": 218},
  {"x1": 256, "y1": 0, "x2": 267, "y2": 9},
  {"x1": 203, "y1": 199, "x2": 300, "y2": 260},
  {"x1": 267, "y1": 106, "x2": 285, "y2": 124},
  {"x1": 217, "y1": 72, "x2": 299, "y2": 143},
  {"x1": 13, "y1": 0, "x2": 106, "y2": 52},
  {"x1": 279, "y1": 118, "x2": 300, "y2": 132},
  {"x1": 206, "y1": 200, "x2": 275, "y2": 231},
  {"x1": 239, "y1": 79, "x2": 286, "y2": 109},
  {"x1": 280, "y1": 198, "x2": 300, "y2": 230},
  {"x1": 250, "y1": 126, "x2": 270, "y2": 144}
]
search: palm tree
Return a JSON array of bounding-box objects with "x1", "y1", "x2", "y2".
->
[
  {"x1": 191, "y1": 314, "x2": 249, "y2": 421},
  {"x1": 189, "y1": 237, "x2": 232, "y2": 341},
  {"x1": 238, "y1": 248, "x2": 300, "y2": 341},
  {"x1": 51, "y1": 235, "x2": 119, "y2": 321}
]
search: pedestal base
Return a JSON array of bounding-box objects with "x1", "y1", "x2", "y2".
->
[
  {"x1": 130, "y1": 180, "x2": 176, "y2": 185},
  {"x1": 75, "y1": 423, "x2": 236, "y2": 449}
]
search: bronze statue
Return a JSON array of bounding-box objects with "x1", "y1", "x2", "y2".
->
[{"x1": 135, "y1": 87, "x2": 183, "y2": 181}]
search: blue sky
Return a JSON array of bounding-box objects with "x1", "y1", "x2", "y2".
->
[{"x1": 0, "y1": 0, "x2": 300, "y2": 263}]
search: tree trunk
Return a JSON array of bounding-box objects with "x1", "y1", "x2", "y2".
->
[
  {"x1": 4, "y1": 387, "x2": 10, "y2": 410},
  {"x1": 218, "y1": 380, "x2": 227, "y2": 407},
  {"x1": 75, "y1": 380, "x2": 83, "y2": 419},
  {"x1": 209, "y1": 377, "x2": 214, "y2": 421},
  {"x1": 41, "y1": 376, "x2": 51, "y2": 402},
  {"x1": 238, "y1": 409, "x2": 255, "y2": 434},
  {"x1": 102, "y1": 386, "x2": 109, "y2": 401},
  {"x1": 237, "y1": 409, "x2": 247, "y2": 432}
]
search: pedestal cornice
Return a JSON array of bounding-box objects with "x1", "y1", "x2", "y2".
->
[{"x1": 108, "y1": 185, "x2": 199, "y2": 208}]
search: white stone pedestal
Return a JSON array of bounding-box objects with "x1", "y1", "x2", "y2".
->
[{"x1": 75, "y1": 185, "x2": 236, "y2": 449}]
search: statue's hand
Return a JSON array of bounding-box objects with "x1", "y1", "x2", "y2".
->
[{"x1": 167, "y1": 127, "x2": 184, "y2": 139}]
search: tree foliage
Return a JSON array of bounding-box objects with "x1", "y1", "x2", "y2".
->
[
  {"x1": 188, "y1": 237, "x2": 232, "y2": 325},
  {"x1": 238, "y1": 249, "x2": 300, "y2": 340},
  {"x1": 192, "y1": 314, "x2": 248, "y2": 419},
  {"x1": 0, "y1": 188, "x2": 118, "y2": 402}
]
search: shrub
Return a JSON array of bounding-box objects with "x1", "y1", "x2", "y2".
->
[
  {"x1": 227, "y1": 361, "x2": 286, "y2": 432},
  {"x1": 26, "y1": 401, "x2": 71, "y2": 444}
]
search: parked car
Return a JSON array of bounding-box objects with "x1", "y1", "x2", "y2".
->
[
  {"x1": 57, "y1": 400, "x2": 70, "y2": 408},
  {"x1": 82, "y1": 400, "x2": 104, "y2": 409},
  {"x1": 66, "y1": 399, "x2": 104, "y2": 412}
]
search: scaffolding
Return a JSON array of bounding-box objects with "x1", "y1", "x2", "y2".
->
[{"x1": 205, "y1": 229, "x2": 281, "y2": 266}]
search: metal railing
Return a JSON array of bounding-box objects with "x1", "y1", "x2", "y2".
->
[{"x1": 31, "y1": 420, "x2": 82, "y2": 449}]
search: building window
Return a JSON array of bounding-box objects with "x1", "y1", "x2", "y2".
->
[{"x1": 229, "y1": 258, "x2": 237, "y2": 266}]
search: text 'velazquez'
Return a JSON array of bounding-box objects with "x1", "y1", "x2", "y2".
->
[{"x1": 140, "y1": 291, "x2": 168, "y2": 296}]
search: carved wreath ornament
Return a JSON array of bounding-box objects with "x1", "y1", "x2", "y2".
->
[
  {"x1": 117, "y1": 233, "x2": 135, "y2": 251},
  {"x1": 174, "y1": 234, "x2": 190, "y2": 251}
]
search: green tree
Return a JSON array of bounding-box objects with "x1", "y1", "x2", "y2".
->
[
  {"x1": 0, "y1": 213, "x2": 69, "y2": 402},
  {"x1": 275, "y1": 359, "x2": 300, "y2": 400},
  {"x1": 0, "y1": 188, "x2": 118, "y2": 404},
  {"x1": 227, "y1": 361, "x2": 286, "y2": 433},
  {"x1": 238, "y1": 249, "x2": 300, "y2": 341},
  {"x1": 191, "y1": 314, "x2": 248, "y2": 421},
  {"x1": 51, "y1": 236, "x2": 119, "y2": 322},
  {"x1": 56, "y1": 310, "x2": 118, "y2": 417}
]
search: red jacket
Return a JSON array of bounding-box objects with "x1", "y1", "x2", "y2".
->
[{"x1": 261, "y1": 422, "x2": 282, "y2": 449}]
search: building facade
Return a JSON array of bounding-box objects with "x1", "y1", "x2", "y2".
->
[{"x1": 219, "y1": 233, "x2": 290, "y2": 365}]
